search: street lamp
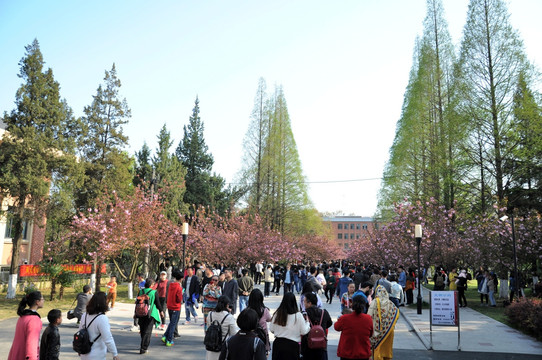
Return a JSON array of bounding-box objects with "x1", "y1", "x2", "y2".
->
[
  {"x1": 415, "y1": 224, "x2": 423, "y2": 315},
  {"x1": 181, "y1": 222, "x2": 189, "y2": 275},
  {"x1": 500, "y1": 215, "x2": 519, "y2": 301}
]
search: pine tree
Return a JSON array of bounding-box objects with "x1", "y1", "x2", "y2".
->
[
  {"x1": 0, "y1": 39, "x2": 78, "y2": 298},
  {"x1": 153, "y1": 124, "x2": 188, "y2": 221},
  {"x1": 176, "y1": 97, "x2": 232, "y2": 215},
  {"x1": 77, "y1": 63, "x2": 132, "y2": 211}
]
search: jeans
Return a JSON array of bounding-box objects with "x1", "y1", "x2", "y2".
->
[
  {"x1": 168, "y1": 309, "x2": 179, "y2": 337},
  {"x1": 294, "y1": 278, "x2": 302, "y2": 293},
  {"x1": 164, "y1": 310, "x2": 180, "y2": 342},
  {"x1": 284, "y1": 282, "x2": 292, "y2": 293},
  {"x1": 489, "y1": 290, "x2": 496, "y2": 306},
  {"x1": 239, "y1": 295, "x2": 249, "y2": 312},
  {"x1": 185, "y1": 302, "x2": 198, "y2": 321},
  {"x1": 390, "y1": 297, "x2": 400, "y2": 308}
]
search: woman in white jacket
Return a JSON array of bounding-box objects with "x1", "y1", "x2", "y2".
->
[
  {"x1": 79, "y1": 292, "x2": 119, "y2": 360},
  {"x1": 206, "y1": 295, "x2": 239, "y2": 360},
  {"x1": 269, "y1": 292, "x2": 310, "y2": 360}
]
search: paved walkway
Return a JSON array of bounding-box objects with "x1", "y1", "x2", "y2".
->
[
  {"x1": 0, "y1": 284, "x2": 540, "y2": 359},
  {"x1": 400, "y1": 286, "x2": 542, "y2": 354}
]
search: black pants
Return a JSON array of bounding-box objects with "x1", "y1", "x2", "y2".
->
[
  {"x1": 158, "y1": 297, "x2": 166, "y2": 324},
  {"x1": 458, "y1": 288, "x2": 467, "y2": 306},
  {"x1": 255, "y1": 272, "x2": 262, "y2": 284},
  {"x1": 264, "y1": 282, "x2": 271, "y2": 297},
  {"x1": 274, "y1": 280, "x2": 281, "y2": 294},
  {"x1": 480, "y1": 293, "x2": 488, "y2": 304},
  {"x1": 139, "y1": 316, "x2": 156, "y2": 350},
  {"x1": 168, "y1": 309, "x2": 180, "y2": 337},
  {"x1": 406, "y1": 289, "x2": 413, "y2": 304},
  {"x1": 325, "y1": 287, "x2": 335, "y2": 303},
  {"x1": 272, "y1": 337, "x2": 300, "y2": 360}
]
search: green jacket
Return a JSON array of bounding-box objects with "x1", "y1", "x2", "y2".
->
[{"x1": 139, "y1": 288, "x2": 161, "y2": 324}]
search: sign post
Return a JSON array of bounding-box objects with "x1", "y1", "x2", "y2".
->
[{"x1": 429, "y1": 290, "x2": 460, "y2": 351}]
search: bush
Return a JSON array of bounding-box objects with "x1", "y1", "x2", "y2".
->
[{"x1": 504, "y1": 298, "x2": 542, "y2": 338}]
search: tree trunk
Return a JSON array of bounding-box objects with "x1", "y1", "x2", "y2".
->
[{"x1": 6, "y1": 210, "x2": 24, "y2": 299}]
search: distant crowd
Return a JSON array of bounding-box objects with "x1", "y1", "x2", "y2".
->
[{"x1": 6, "y1": 259, "x2": 529, "y2": 360}]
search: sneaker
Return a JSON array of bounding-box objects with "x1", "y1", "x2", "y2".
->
[
  {"x1": 166, "y1": 341, "x2": 174, "y2": 347},
  {"x1": 185, "y1": 320, "x2": 191, "y2": 325},
  {"x1": 139, "y1": 349, "x2": 148, "y2": 354},
  {"x1": 160, "y1": 324, "x2": 166, "y2": 330},
  {"x1": 161, "y1": 336, "x2": 166, "y2": 344}
]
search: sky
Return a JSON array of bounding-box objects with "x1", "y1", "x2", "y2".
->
[{"x1": 1, "y1": 0, "x2": 541, "y2": 217}]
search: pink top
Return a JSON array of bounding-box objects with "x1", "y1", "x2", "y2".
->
[{"x1": 8, "y1": 313, "x2": 43, "y2": 360}]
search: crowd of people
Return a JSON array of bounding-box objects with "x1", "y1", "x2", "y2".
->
[{"x1": 8, "y1": 259, "x2": 516, "y2": 360}]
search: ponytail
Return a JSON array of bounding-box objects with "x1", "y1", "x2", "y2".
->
[{"x1": 17, "y1": 291, "x2": 42, "y2": 316}]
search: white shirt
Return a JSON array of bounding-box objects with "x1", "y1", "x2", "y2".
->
[
  {"x1": 269, "y1": 312, "x2": 310, "y2": 343},
  {"x1": 79, "y1": 313, "x2": 118, "y2": 360}
]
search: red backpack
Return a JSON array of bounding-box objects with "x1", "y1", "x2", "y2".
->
[
  {"x1": 134, "y1": 291, "x2": 150, "y2": 318},
  {"x1": 307, "y1": 310, "x2": 327, "y2": 349}
]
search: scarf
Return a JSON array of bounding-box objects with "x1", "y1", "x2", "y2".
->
[{"x1": 367, "y1": 285, "x2": 399, "y2": 348}]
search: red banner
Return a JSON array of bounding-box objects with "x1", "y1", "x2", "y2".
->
[{"x1": 19, "y1": 264, "x2": 107, "y2": 277}]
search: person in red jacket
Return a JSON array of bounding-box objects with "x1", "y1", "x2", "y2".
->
[
  {"x1": 334, "y1": 295, "x2": 373, "y2": 360},
  {"x1": 156, "y1": 271, "x2": 169, "y2": 329},
  {"x1": 162, "y1": 270, "x2": 183, "y2": 347}
]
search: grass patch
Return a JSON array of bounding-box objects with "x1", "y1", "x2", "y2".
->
[{"x1": 0, "y1": 283, "x2": 134, "y2": 321}]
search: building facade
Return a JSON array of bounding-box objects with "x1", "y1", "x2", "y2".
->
[{"x1": 322, "y1": 216, "x2": 375, "y2": 251}]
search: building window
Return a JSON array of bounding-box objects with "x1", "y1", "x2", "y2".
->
[
  {"x1": 350, "y1": 224, "x2": 354, "y2": 230},
  {"x1": 350, "y1": 233, "x2": 354, "y2": 239},
  {"x1": 362, "y1": 224, "x2": 368, "y2": 230},
  {"x1": 338, "y1": 224, "x2": 343, "y2": 230},
  {"x1": 356, "y1": 224, "x2": 360, "y2": 230},
  {"x1": 344, "y1": 233, "x2": 348, "y2": 239},
  {"x1": 344, "y1": 243, "x2": 349, "y2": 249},
  {"x1": 344, "y1": 224, "x2": 348, "y2": 229},
  {"x1": 338, "y1": 233, "x2": 342, "y2": 240},
  {"x1": 4, "y1": 217, "x2": 29, "y2": 240},
  {"x1": 356, "y1": 234, "x2": 360, "y2": 239}
]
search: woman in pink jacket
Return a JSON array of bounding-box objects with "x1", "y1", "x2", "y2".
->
[{"x1": 8, "y1": 291, "x2": 45, "y2": 360}]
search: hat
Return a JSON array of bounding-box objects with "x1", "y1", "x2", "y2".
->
[{"x1": 160, "y1": 271, "x2": 167, "y2": 275}]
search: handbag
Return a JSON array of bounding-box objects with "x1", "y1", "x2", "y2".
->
[{"x1": 67, "y1": 298, "x2": 77, "y2": 319}]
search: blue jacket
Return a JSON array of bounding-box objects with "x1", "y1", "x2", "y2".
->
[{"x1": 336, "y1": 276, "x2": 353, "y2": 298}]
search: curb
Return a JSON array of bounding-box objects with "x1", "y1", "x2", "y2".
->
[{"x1": 400, "y1": 308, "x2": 431, "y2": 350}]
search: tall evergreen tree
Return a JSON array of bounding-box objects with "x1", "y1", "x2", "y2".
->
[
  {"x1": 505, "y1": 72, "x2": 542, "y2": 212},
  {"x1": 76, "y1": 63, "x2": 133, "y2": 211},
  {"x1": 153, "y1": 124, "x2": 188, "y2": 221},
  {"x1": 133, "y1": 142, "x2": 153, "y2": 188},
  {"x1": 457, "y1": 0, "x2": 529, "y2": 211},
  {"x1": 0, "y1": 40, "x2": 79, "y2": 298},
  {"x1": 176, "y1": 97, "x2": 235, "y2": 215}
]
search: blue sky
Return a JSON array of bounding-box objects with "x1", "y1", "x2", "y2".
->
[{"x1": 1, "y1": 0, "x2": 541, "y2": 216}]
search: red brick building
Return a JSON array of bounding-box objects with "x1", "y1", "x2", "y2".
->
[{"x1": 323, "y1": 216, "x2": 375, "y2": 251}]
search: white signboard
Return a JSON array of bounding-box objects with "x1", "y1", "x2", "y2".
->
[{"x1": 430, "y1": 291, "x2": 458, "y2": 326}]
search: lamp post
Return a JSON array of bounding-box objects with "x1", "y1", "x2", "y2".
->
[
  {"x1": 500, "y1": 215, "x2": 519, "y2": 301},
  {"x1": 181, "y1": 222, "x2": 189, "y2": 275},
  {"x1": 415, "y1": 224, "x2": 423, "y2": 315}
]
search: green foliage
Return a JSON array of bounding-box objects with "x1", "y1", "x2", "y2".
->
[
  {"x1": 0, "y1": 39, "x2": 79, "y2": 278},
  {"x1": 76, "y1": 63, "x2": 133, "y2": 211},
  {"x1": 241, "y1": 81, "x2": 321, "y2": 236},
  {"x1": 176, "y1": 97, "x2": 236, "y2": 216}
]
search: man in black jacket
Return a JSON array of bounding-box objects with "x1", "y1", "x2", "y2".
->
[
  {"x1": 183, "y1": 267, "x2": 200, "y2": 324},
  {"x1": 222, "y1": 268, "x2": 239, "y2": 314}
]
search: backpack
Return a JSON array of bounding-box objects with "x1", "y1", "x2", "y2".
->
[
  {"x1": 134, "y1": 291, "x2": 150, "y2": 318},
  {"x1": 73, "y1": 313, "x2": 102, "y2": 354},
  {"x1": 307, "y1": 309, "x2": 327, "y2": 349},
  {"x1": 255, "y1": 325, "x2": 268, "y2": 348},
  {"x1": 204, "y1": 312, "x2": 230, "y2": 352},
  {"x1": 435, "y1": 274, "x2": 444, "y2": 287}
]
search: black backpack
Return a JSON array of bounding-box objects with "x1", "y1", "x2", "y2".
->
[
  {"x1": 73, "y1": 313, "x2": 102, "y2": 354},
  {"x1": 204, "y1": 312, "x2": 230, "y2": 352}
]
